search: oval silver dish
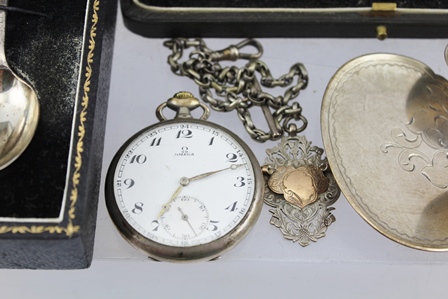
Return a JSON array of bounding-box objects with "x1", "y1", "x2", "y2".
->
[{"x1": 321, "y1": 53, "x2": 448, "y2": 251}]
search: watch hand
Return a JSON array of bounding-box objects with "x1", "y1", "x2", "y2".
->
[
  {"x1": 157, "y1": 184, "x2": 183, "y2": 219},
  {"x1": 178, "y1": 207, "x2": 197, "y2": 236},
  {"x1": 182, "y1": 164, "x2": 244, "y2": 185},
  {"x1": 157, "y1": 164, "x2": 243, "y2": 218}
]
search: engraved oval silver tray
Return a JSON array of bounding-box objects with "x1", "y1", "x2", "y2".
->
[{"x1": 321, "y1": 53, "x2": 448, "y2": 251}]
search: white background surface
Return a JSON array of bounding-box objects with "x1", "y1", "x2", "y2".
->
[{"x1": 2, "y1": 6, "x2": 448, "y2": 299}]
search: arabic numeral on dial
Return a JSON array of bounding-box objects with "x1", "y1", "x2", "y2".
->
[
  {"x1": 226, "y1": 201, "x2": 238, "y2": 212},
  {"x1": 234, "y1": 177, "x2": 246, "y2": 187},
  {"x1": 176, "y1": 129, "x2": 193, "y2": 139},
  {"x1": 132, "y1": 202, "x2": 144, "y2": 214},
  {"x1": 129, "y1": 154, "x2": 147, "y2": 164},
  {"x1": 239, "y1": 208, "x2": 246, "y2": 215},
  {"x1": 226, "y1": 153, "x2": 238, "y2": 163},
  {"x1": 124, "y1": 178, "x2": 135, "y2": 189},
  {"x1": 207, "y1": 220, "x2": 219, "y2": 231},
  {"x1": 209, "y1": 131, "x2": 219, "y2": 145},
  {"x1": 151, "y1": 220, "x2": 160, "y2": 231},
  {"x1": 150, "y1": 137, "x2": 162, "y2": 146}
]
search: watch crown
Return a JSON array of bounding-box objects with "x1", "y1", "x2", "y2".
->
[
  {"x1": 173, "y1": 91, "x2": 195, "y2": 99},
  {"x1": 156, "y1": 92, "x2": 210, "y2": 121},
  {"x1": 168, "y1": 92, "x2": 201, "y2": 116}
]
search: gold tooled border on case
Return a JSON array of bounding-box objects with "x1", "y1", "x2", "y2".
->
[{"x1": 0, "y1": 0, "x2": 100, "y2": 236}]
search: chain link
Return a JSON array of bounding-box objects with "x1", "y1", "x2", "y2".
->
[{"x1": 164, "y1": 38, "x2": 309, "y2": 143}]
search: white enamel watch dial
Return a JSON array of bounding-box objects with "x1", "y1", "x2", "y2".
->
[{"x1": 105, "y1": 93, "x2": 264, "y2": 262}]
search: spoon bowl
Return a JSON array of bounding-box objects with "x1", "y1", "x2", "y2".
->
[
  {"x1": 0, "y1": 0, "x2": 39, "y2": 170},
  {"x1": 0, "y1": 68, "x2": 39, "y2": 169}
]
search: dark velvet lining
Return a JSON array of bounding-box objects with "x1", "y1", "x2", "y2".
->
[{"x1": 0, "y1": 1, "x2": 86, "y2": 218}]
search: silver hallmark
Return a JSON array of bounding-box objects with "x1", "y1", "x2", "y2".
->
[{"x1": 262, "y1": 136, "x2": 340, "y2": 247}]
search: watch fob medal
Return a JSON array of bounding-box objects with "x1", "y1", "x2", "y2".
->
[
  {"x1": 263, "y1": 136, "x2": 340, "y2": 247},
  {"x1": 105, "y1": 92, "x2": 264, "y2": 262}
]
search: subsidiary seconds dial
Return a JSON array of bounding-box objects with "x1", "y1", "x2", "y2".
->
[
  {"x1": 105, "y1": 94, "x2": 263, "y2": 263},
  {"x1": 160, "y1": 196, "x2": 209, "y2": 240}
]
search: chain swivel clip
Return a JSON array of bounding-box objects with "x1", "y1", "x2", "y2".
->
[{"x1": 208, "y1": 39, "x2": 263, "y2": 62}]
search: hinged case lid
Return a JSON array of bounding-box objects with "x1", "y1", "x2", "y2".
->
[{"x1": 121, "y1": 0, "x2": 448, "y2": 38}]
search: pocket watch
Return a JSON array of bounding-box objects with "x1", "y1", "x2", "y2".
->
[
  {"x1": 105, "y1": 92, "x2": 264, "y2": 262},
  {"x1": 163, "y1": 38, "x2": 341, "y2": 247}
]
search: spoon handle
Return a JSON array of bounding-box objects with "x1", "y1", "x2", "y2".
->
[{"x1": 0, "y1": 0, "x2": 8, "y2": 66}]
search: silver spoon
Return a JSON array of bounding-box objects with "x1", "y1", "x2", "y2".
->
[{"x1": 0, "y1": 0, "x2": 39, "y2": 170}]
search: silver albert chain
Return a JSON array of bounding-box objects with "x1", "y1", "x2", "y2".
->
[{"x1": 164, "y1": 38, "x2": 341, "y2": 246}]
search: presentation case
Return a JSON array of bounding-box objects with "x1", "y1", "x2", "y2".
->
[
  {"x1": 120, "y1": 1, "x2": 448, "y2": 38},
  {"x1": 0, "y1": 0, "x2": 117, "y2": 269}
]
